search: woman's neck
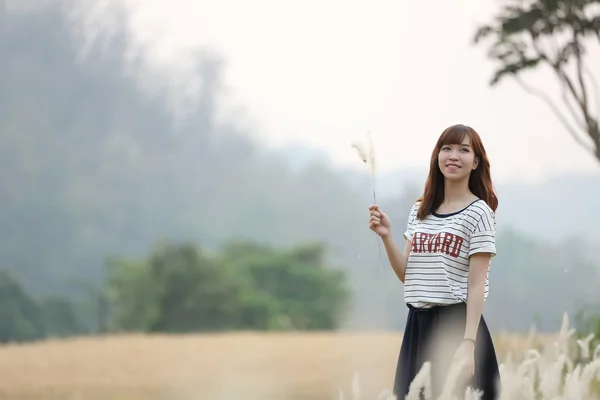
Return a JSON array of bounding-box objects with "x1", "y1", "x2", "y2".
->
[{"x1": 443, "y1": 178, "x2": 473, "y2": 205}]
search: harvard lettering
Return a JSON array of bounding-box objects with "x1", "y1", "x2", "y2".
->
[{"x1": 411, "y1": 232, "x2": 464, "y2": 258}]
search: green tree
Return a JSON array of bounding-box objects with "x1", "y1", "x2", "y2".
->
[
  {"x1": 473, "y1": 0, "x2": 600, "y2": 163},
  {"x1": 221, "y1": 240, "x2": 350, "y2": 330},
  {"x1": 105, "y1": 257, "x2": 161, "y2": 332},
  {"x1": 40, "y1": 296, "x2": 84, "y2": 338},
  {"x1": 106, "y1": 240, "x2": 350, "y2": 333},
  {"x1": 105, "y1": 241, "x2": 269, "y2": 332},
  {"x1": 0, "y1": 270, "x2": 45, "y2": 342},
  {"x1": 145, "y1": 241, "x2": 259, "y2": 332}
]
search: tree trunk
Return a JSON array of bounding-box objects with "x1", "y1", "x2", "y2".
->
[{"x1": 592, "y1": 125, "x2": 600, "y2": 165}]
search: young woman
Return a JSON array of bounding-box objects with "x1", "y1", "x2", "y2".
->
[{"x1": 368, "y1": 124, "x2": 500, "y2": 399}]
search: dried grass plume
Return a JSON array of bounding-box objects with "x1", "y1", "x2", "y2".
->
[{"x1": 339, "y1": 312, "x2": 600, "y2": 400}]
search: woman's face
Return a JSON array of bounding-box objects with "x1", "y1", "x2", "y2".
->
[{"x1": 437, "y1": 134, "x2": 479, "y2": 181}]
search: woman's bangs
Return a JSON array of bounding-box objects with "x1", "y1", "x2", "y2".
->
[{"x1": 440, "y1": 126, "x2": 469, "y2": 147}]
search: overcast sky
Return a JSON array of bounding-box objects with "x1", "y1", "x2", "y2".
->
[{"x1": 62, "y1": 0, "x2": 600, "y2": 184}]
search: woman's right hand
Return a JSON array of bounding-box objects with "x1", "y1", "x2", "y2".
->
[{"x1": 369, "y1": 204, "x2": 392, "y2": 238}]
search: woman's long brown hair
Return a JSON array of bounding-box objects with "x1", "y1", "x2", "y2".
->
[{"x1": 416, "y1": 124, "x2": 498, "y2": 220}]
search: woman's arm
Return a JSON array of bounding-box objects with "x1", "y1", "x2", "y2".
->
[
  {"x1": 463, "y1": 252, "x2": 492, "y2": 340},
  {"x1": 369, "y1": 203, "x2": 416, "y2": 284},
  {"x1": 382, "y1": 234, "x2": 411, "y2": 283}
]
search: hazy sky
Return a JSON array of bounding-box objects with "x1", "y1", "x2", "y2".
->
[{"x1": 67, "y1": 0, "x2": 600, "y2": 184}]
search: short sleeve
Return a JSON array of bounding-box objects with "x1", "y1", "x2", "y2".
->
[
  {"x1": 468, "y1": 204, "x2": 497, "y2": 258},
  {"x1": 403, "y1": 202, "x2": 420, "y2": 242}
]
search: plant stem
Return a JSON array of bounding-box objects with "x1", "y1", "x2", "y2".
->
[{"x1": 372, "y1": 173, "x2": 386, "y2": 328}]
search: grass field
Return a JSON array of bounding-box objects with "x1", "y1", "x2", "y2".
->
[{"x1": 0, "y1": 323, "x2": 596, "y2": 400}]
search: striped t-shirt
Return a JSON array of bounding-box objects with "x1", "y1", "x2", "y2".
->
[{"x1": 402, "y1": 199, "x2": 497, "y2": 308}]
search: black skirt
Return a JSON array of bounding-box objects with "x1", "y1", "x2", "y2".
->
[{"x1": 392, "y1": 302, "x2": 500, "y2": 400}]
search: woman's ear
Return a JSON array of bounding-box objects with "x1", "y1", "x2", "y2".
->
[{"x1": 473, "y1": 157, "x2": 480, "y2": 170}]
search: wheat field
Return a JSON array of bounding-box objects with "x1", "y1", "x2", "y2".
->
[{"x1": 0, "y1": 316, "x2": 597, "y2": 400}]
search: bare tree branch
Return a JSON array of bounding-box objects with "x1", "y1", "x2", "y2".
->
[
  {"x1": 584, "y1": 64, "x2": 600, "y2": 123},
  {"x1": 514, "y1": 76, "x2": 595, "y2": 155},
  {"x1": 522, "y1": 22, "x2": 589, "y2": 131},
  {"x1": 559, "y1": 75, "x2": 587, "y2": 132},
  {"x1": 558, "y1": 68, "x2": 585, "y2": 108},
  {"x1": 569, "y1": 21, "x2": 600, "y2": 153},
  {"x1": 571, "y1": 15, "x2": 592, "y2": 126},
  {"x1": 527, "y1": 18, "x2": 599, "y2": 150}
]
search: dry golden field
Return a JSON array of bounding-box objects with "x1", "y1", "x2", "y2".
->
[{"x1": 0, "y1": 329, "x2": 561, "y2": 400}]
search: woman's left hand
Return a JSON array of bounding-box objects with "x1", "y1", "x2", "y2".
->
[{"x1": 451, "y1": 340, "x2": 475, "y2": 379}]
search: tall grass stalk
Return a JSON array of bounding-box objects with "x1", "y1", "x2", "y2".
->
[{"x1": 352, "y1": 132, "x2": 386, "y2": 327}]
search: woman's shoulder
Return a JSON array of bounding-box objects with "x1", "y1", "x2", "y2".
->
[
  {"x1": 406, "y1": 201, "x2": 421, "y2": 222},
  {"x1": 465, "y1": 199, "x2": 496, "y2": 230},
  {"x1": 468, "y1": 198, "x2": 495, "y2": 217},
  {"x1": 408, "y1": 200, "x2": 421, "y2": 214}
]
